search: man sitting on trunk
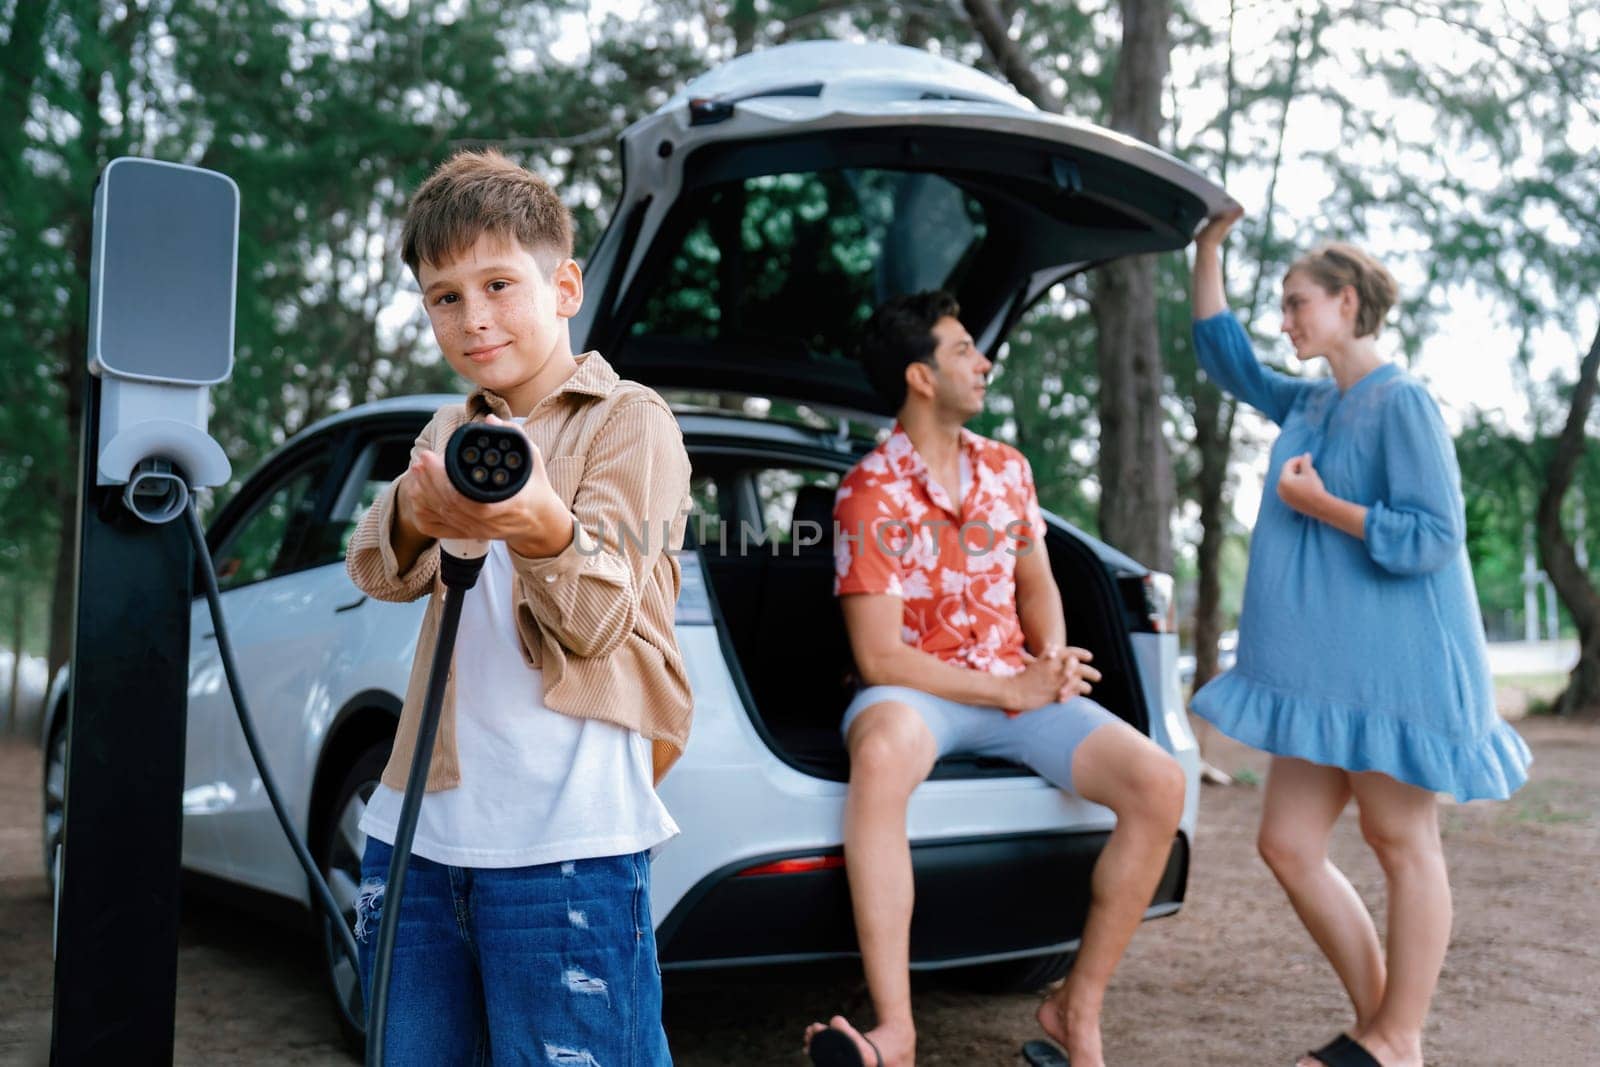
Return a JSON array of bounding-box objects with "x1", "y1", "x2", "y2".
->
[{"x1": 801, "y1": 291, "x2": 1187, "y2": 1067}]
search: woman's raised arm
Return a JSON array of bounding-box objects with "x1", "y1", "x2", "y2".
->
[{"x1": 1192, "y1": 203, "x2": 1243, "y2": 319}]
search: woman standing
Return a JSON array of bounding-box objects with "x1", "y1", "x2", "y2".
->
[{"x1": 1189, "y1": 206, "x2": 1531, "y2": 1067}]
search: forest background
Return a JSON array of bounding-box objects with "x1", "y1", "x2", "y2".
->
[{"x1": 2, "y1": 0, "x2": 1597, "y2": 723}]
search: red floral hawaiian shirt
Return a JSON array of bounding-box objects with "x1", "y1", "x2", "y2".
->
[{"x1": 833, "y1": 423, "x2": 1045, "y2": 677}]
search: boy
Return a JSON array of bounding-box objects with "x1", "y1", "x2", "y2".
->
[
  {"x1": 802, "y1": 292, "x2": 1186, "y2": 1067},
  {"x1": 345, "y1": 149, "x2": 691, "y2": 1065}
]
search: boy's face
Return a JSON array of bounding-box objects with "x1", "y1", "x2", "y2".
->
[{"x1": 418, "y1": 231, "x2": 583, "y2": 415}]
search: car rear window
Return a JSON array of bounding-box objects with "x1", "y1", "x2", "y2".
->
[{"x1": 628, "y1": 168, "x2": 987, "y2": 364}]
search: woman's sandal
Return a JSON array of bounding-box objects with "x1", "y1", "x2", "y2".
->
[
  {"x1": 808, "y1": 1025, "x2": 884, "y2": 1067},
  {"x1": 1304, "y1": 1033, "x2": 1382, "y2": 1067},
  {"x1": 1021, "y1": 1037, "x2": 1070, "y2": 1065}
]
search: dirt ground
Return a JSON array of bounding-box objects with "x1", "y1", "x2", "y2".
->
[{"x1": 3, "y1": 715, "x2": 1596, "y2": 1066}]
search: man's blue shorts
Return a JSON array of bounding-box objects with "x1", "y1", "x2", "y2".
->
[{"x1": 840, "y1": 685, "x2": 1122, "y2": 795}]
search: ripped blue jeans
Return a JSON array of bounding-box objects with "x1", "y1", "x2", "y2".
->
[{"x1": 356, "y1": 840, "x2": 671, "y2": 1066}]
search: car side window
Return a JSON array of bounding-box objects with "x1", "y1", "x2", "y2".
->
[
  {"x1": 213, "y1": 462, "x2": 328, "y2": 591},
  {"x1": 320, "y1": 435, "x2": 416, "y2": 563},
  {"x1": 752, "y1": 468, "x2": 839, "y2": 546},
  {"x1": 683, "y1": 473, "x2": 722, "y2": 548},
  {"x1": 691, "y1": 474, "x2": 720, "y2": 520}
]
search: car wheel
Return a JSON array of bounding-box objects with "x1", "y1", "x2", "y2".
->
[
  {"x1": 947, "y1": 950, "x2": 1076, "y2": 994},
  {"x1": 315, "y1": 739, "x2": 389, "y2": 1057},
  {"x1": 42, "y1": 717, "x2": 67, "y2": 897}
]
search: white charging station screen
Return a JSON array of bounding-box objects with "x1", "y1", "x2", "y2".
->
[{"x1": 98, "y1": 162, "x2": 236, "y2": 383}]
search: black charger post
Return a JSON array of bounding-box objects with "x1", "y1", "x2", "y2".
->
[
  {"x1": 61, "y1": 158, "x2": 373, "y2": 1065},
  {"x1": 52, "y1": 159, "x2": 238, "y2": 1065},
  {"x1": 55, "y1": 153, "x2": 537, "y2": 1066}
]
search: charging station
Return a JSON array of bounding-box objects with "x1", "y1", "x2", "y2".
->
[
  {"x1": 48, "y1": 155, "x2": 531, "y2": 1065},
  {"x1": 51, "y1": 158, "x2": 238, "y2": 1065}
]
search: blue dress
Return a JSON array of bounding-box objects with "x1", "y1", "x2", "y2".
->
[{"x1": 1189, "y1": 312, "x2": 1531, "y2": 801}]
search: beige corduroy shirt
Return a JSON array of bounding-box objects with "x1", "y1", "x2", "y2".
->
[{"x1": 345, "y1": 351, "x2": 693, "y2": 792}]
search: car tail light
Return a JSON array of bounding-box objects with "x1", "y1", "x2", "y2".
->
[{"x1": 735, "y1": 854, "x2": 846, "y2": 877}]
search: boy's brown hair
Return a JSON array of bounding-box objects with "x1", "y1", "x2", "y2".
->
[{"x1": 401, "y1": 149, "x2": 574, "y2": 275}]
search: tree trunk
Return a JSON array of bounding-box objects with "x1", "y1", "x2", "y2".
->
[
  {"x1": 1535, "y1": 320, "x2": 1600, "y2": 718},
  {"x1": 6, "y1": 582, "x2": 23, "y2": 736},
  {"x1": 1192, "y1": 5, "x2": 1307, "y2": 691},
  {"x1": 0, "y1": 1, "x2": 53, "y2": 149},
  {"x1": 1091, "y1": 0, "x2": 1175, "y2": 571},
  {"x1": 960, "y1": 0, "x2": 1064, "y2": 112},
  {"x1": 729, "y1": 0, "x2": 757, "y2": 55},
  {"x1": 1191, "y1": 386, "x2": 1233, "y2": 689},
  {"x1": 47, "y1": 9, "x2": 104, "y2": 679},
  {"x1": 1106, "y1": 0, "x2": 1171, "y2": 142},
  {"x1": 962, "y1": 0, "x2": 1177, "y2": 569},
  {"x1": 1092, "y1": 257, "x2": 1174, "y2": 570},
  {"x1": 900, "y1": 9, "x2": 933, "y2": 50},
  {"x1": 47, "y1": 350, "x2": 84, "y2": 680},
  {"x1": 1189, "y1": 0, "x2": 1238, "y2": 693}
]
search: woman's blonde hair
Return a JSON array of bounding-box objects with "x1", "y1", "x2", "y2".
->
[{"x1": 1287, "y1": 242, "x2": 1398, "y2": 338}]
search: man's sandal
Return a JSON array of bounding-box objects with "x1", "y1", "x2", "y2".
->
[
  {"x1": 808, "y1": 1026, "x2": 884, "y2": 1067},
  {"x1": 1305, "y1": 1033, "x2": 1382, "y2": 1067}
]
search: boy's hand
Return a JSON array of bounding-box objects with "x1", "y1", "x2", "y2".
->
[{"x1": 400, "y1": 417, "x2": 574, "y2": 557}]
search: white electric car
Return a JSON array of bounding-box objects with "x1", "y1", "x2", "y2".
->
[{"x1": 43, "y1": 40, "x2": 1228, "y2": 1049}]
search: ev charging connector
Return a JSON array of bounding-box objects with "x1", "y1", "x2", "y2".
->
[
  {"x1": 56, "y1": 156, "x2": 538, "y2": 1065},
  {"x1": 365, "y1": 422, "x2": 532, "y2": 1067}
]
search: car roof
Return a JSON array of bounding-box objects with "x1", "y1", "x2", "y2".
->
[
  {"x1": 282, "y1": 392, "x2": 873, "y2": 456},
  {"x1": 582, "y1": 40, "x2": 1232, "y2": 415},
  {"x1": 658, "y1": 40, "x2": 1035, "y2": 113},
  {"x1": 633, "y1": 40, "x2": 1226, "y2": 225},
  {"x1": 255, "y1": 391, "x2": 1145, "y2": 577}
]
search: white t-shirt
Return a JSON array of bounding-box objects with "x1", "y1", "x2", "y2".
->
[{"x1": 360, "y1": 537, "x2": 679, "y2": 868}]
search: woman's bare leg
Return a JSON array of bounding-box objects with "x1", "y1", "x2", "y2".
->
[
  {"x1": 1344, "y1": 770, "x2": 1449, "y2": 1067},
  {"x1": 1257, "y1": 756, "x2": 1387, "y2": 1056}
]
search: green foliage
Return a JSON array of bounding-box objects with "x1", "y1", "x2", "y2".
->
[
  {"x1": 0, "y1": 0, "x2": 709, "y2": 661},
  {"x1": 971, "y1": 286, "x2": 1101, "y2": 532},
  {"x1": 1456, "y1": 410, "x2": 1600, "y2": 636},
  {"x1": 1164, "y1": 0, "x2": 1600, "y2": 641},
  {"x1": 1329, "y1": 1, "x2": 1600, "y2": 644},
  {"x1": 628, "y1": 169, "x2": 932, "y2": 361},
  {"x1": 4, "y1": 0, "x2": 1596, "y2": 666}
]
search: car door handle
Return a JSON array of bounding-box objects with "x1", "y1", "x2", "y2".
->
[{"x1": 334, "y1": 595, "x2": 368, "y2": 614}]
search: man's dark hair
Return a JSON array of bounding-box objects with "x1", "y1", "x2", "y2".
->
[{"x1": 857, "y1": 290, "x2": 961, "y2": 410}]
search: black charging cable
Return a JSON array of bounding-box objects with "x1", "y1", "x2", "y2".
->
[
  {"x1": 174, "y1": 420, "x2": 531, "y2": 1066},
  {"x1": 364, "y1": 422, "x2": 532, "y2": 1067},
  {"x1": 185, "y1": 502, "x2": 363, "y2": 1008}
]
